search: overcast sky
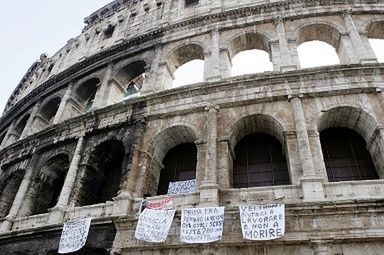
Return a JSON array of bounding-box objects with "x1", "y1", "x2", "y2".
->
[
  {"x1": 1, "y1": 1, "x2": 383, "y2": 114},
  {"x1": 0, "y1": 0, "x2": 111, "y2": 115}
]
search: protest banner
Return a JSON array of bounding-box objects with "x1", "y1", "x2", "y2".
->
[
  {"x1": 167, "y1": 179, "x2": 196, "y2": 195},
  {"x1": 239, "y1": 204, "x2": 285, "y2": 241},
  {"x1": 145, "y1": 197, "x2": 174, "y2": 211},
  {"x1": 58, "y1": 218, "x2": 92, "y2": 254},
  {"x1": 135, "y1": 208, "x2": 176, "y2": 243},
  {"x1": 180, "y1": 207, "x2": 224, "y2": 243}
]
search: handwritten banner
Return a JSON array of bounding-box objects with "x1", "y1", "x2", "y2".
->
[
  {"x1": 239, "y1": 204, "x2": 285, "y2": 241},
  {"x1": 135, "y1": 209, "x2": 176, "y2": 243},
  {"x1": 58, "y1": 218, "x2": 92, "y2": 254},
  {"x1": 180, "y1": 207, "x2": 224, "y2": 243},
  {"x1": 167, "y1": 179, "x2": 196, "y2": 195}
]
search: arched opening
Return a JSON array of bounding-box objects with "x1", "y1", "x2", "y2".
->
[
  {"x1": 25, "y1": 154, "x2": 69, "y2": 216},
  {"x1": 297, "y1": 24, "x2": 342, "y2": 67},
  {"x1": 74, "y1": 78, "x2": 100, "y2": 113},
  {"x1": 0, "y1": 130, "x2": 6, "y2": 146},
  {"x1": 173, "y1": 59, "x2": 204, "y2": 87},
  {"x1": 233, "y1": 133, "x2": 289, "y2": 188},
  {"x1": 114, "y1": 60, "x2": 146, "y2": 100},
  {"x1": 167, "y1": 44, "x2": 205, "y2": 88},
  {"x1": 231, "y1": 49, "x2": 273, "y2": 76},
  {"x1": 157, "y1": 143, "x2": 197, "y2": 195},
  {"x1": 0, "y1": 169, "x2": 25, "y2": 218},
  {"x1": 298, "y1": 41, "x2": 340, "y2": 68},
  {"x1": 320, "y1": 128, "x2": 379, "y2": 182},
  {"x1": 77, "y1": 139, "x2": 125, "y2": 206},
  {"x1": 367, "y1": 21, "x2": 384, "y2": 62},
  {"x1": 32, "y1": 97, "x2": 61, "y2": 133},
  {"x1": 7, "y1": 114, "x2": 30, "y2": 144},
  {"x1": 229, "y1": 33, "x2": 273, "y2": 76}
]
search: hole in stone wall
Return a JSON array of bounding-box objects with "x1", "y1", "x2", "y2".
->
[
  {"x1": 157, "y1": 143, "x2": 197, "y2": 195},
  {"x1": 28, "y1": 154, "x2": 70, "y2": 216},
  {"x1": 320, "y1": 128, "x2": 379, "y2": 182},
  {"x1": 173, "y1": 59, "x2": 204, "y2": 87},
  {"x1": 78, "y1": 139, "x2": 125, "y2": 206},
  {"x1": 233, "y1": 133, "x2": 289, "y2": 188},
  {"x1": 298, "y1": 40, "x2": 340, "y2": 68},
  {"x1": 231, "y1": 49, "x2": 273, "y2": 76},
  {"x1": 0, "y1": 169, "x2": 25, "y2": 218},
  {"x1": 104, "y1": 25, "x2": 115, "y2": 39},
  {"x1": 369, "y1": 39, "x2": 384, "y2": 62},
  {"x1": 185, "y1": 0, "x2": 199, "y2": 7}
]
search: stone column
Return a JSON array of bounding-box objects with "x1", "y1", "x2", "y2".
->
[
  {"x1": 219, "y1": 48, "x2": 231, "y2": 79},
  {"x1": 342, "y1": 8, "x2": 377, "y2": 63},
  {"x1": 274, "y1": 16, "x2": 298, "y2": 71},
  {"x1": 48, "y1": 136, "x2": 85, "y2": 223},
  {"x1": 205, "y1": 29, "x2": 221, "y2": 82},
  {"x1": 0, "y1": 150, "x2": 40, "y2": 233},
  {"x1": 53, "y1": 82, "x2": 74, "y2": 124},
  {"x1": 289, "y1": 95, "x2": 324, "y2": 200},
  {"x1": 93, "y1": 63, "x2": 114, "y2": 109},
  {"x1": 0, "y1": 120, "x2": 16, "y2": 149},
  {"x1": 200, "y1": 104, "x2": 220, "y2": 206},
  {"x1": 20, "y1": 102, "x2": 41, "y2": 139}
]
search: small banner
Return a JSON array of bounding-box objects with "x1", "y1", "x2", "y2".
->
[
  {"x1": 142, "y1": 197, "x2": 174, "y2": 211},
  {"x1": 180, "y1": 207, "x2": 224, "y2": 243},
  {"x1": 135, "y1": 209, "x2": 176, "y2": 243},
  {"x1": 167, "y1": 179, "x2": 196, "y2": 195},
  {"x1": 58, "y1": 218, "x2": 92, "y2": 254},
  {"x1": 239, "y1": 204, "x2": 285, "y2": 241}
]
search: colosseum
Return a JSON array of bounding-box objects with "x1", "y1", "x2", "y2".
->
[{"x1": 1, "y1": 0, "x2": 384, "y2": 254}]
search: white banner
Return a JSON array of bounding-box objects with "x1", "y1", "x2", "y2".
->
[
  {"x1": 58, "y1": 218, "x2": 92, "y2": 254},
  {"x1": 180, "y1": 207, "x2": 224, "y2": 243},
  {"x1": 145, "y1": 197, "x2": 174, "y2": 210},
  {"x1": 239, "y1": 204, "x2": 285, "y2": 241},
  {"x1": 135, "y1": 209, "x2": 176, "y2": 243},
  {"x1": 167, "y1": 179, "x2": 196, "y2": 195}
]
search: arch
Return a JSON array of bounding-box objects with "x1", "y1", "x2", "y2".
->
[
  {"x1": 320, "y1": 128, "x2": 379, "y2": 182},
  {"x1": 157, "y1": 143, "x2": 197, "y2": 195},
  {"x1": 32, "y1": 97, "x2": 61, "y2": 133},
  {"x1": 227, "y1": 32, "x2": 273, "y2": 75},
  {"x1": 318, "y1": 106, "x2": 378, "y2": 142},
  {"x1": 166, "y1": 43, "x2": 205, "y2": 87},
  {"x1": 113, "y1": 60, "x2": 147, "y2": 100},
  {"x1": 228, "y1": 114, "x2": 286, "y2": 151},
  {"x1": 23, "y1": 154, "x2": 70, "y2": 216},
  {"x1": 367, "y1": 20, "x2": 384, "y2": 62},
  {"x1": 7, "y1": 113, "x2": 30, "y2": 144},
  {"x1": 296, "y1": 23, "x2": 342, "y2": 67},
  {"x1": 233, "y1": 133, "x2": 290, "y2": 188},
  {"x1": 144, "y1": 125, "x2": 198, "y2": 196},
  {"x1": 0, "y1": 169, "x2": 25, "y2": 218},
  {"x1": 77, "y1": 139, "x2": 125, "y2": 206}
]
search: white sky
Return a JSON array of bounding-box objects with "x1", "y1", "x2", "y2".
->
[
  {"x1": 1, "y1": 1, "x2": 384, "y2": 113},
  {"x1": 0, "y1": 0, "x2": 111, "y2": 115}
]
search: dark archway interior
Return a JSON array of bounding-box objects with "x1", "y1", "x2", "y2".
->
[
  {"x1": 29, "y1": 154, "x2": 69, "y2": 215},
  {"x1": 40, "y1": 97, "x2": 61, "y2": 123},
  {"x1": 76, "y1": 78, "x2": 99, "y2": 112},
  {"x1": 0, "y1": 170, "x2": 25, "y2": 218},
  {"x1": 13, "y1": 114, "x2": 30, "y2": 139},
  {"x1": 233, "y1": 133, "x2": 289, "y2": 188},
  {"x1": 320, "y1": 128, "x2": 379, "y2": 182},
  {"x1": 157, "y1": 143, "x2": 197, "y2": 195},
  {"x1": 115, "y1": 60, "x2": 146, "y2": 98},
  {"x1": 78, "y1": 140, "x2": 125, "y2": 206}
]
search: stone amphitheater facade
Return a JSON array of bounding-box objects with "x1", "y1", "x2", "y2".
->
[{"x1": 1, "y1": 0, "x2": 384, "y2": 254}]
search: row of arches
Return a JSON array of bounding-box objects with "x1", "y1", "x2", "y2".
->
[
  {"x1": 2, "y1": 20, "x2": 384, "y2": 150},
  {"x1": 0, "y1": 106, "x2": 382, "y2": 219}
]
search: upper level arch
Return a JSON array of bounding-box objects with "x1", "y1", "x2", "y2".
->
[
  {"x1": 295, "y1": 22, "x2": 342, "y2": 66},
  {"x1": 6, "y1": 113, "x2": 31, "y2": 145},
  {"x1": 0, "y1": 169, "x2": 25, "y2": 218},
  {"x1": 365, "y1": 19, "x2": 384, "y2": 62},
  {"x1": 31, "y1": 96, "x2": 61, "y2": 134}
]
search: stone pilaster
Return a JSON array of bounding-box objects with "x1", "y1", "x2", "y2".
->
[
  {"x1": 0, "y1": 120, "x2": 16, "y2": 149},
  {"x1": 0, "y1": 150, "x2": 40, "y2": 233},
  {"x1": 289, "y1": 94, "x2": 325, "y2": 201},
  {"x1": 200, "y1": 104, "x2": 219, "y2": 206},
  {"x1": 274, "y1": 15, "x2": 298, "y2": 71},
  {"x1": 53, "y1": 82, "x2": 74, "y2": 124},
  {"x1": 311, "y1": 241, "x2": 331, "y2": 255},
  {"x1": 93, "y1": 63, "x2": 114, "y2": 109},
  {"x1": 20, "y1": 102, "x2": 41, "y2": 139},
  {"x1": 205, "y1": 29, "x2": 221, "y2": 82},
  {"x1": 342, "y1": 8, "x2": 377, "y2": 64}
]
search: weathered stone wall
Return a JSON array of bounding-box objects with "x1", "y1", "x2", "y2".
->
[{"x1": 0, "y1": 0, "x2": 384, "y2": 254}]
